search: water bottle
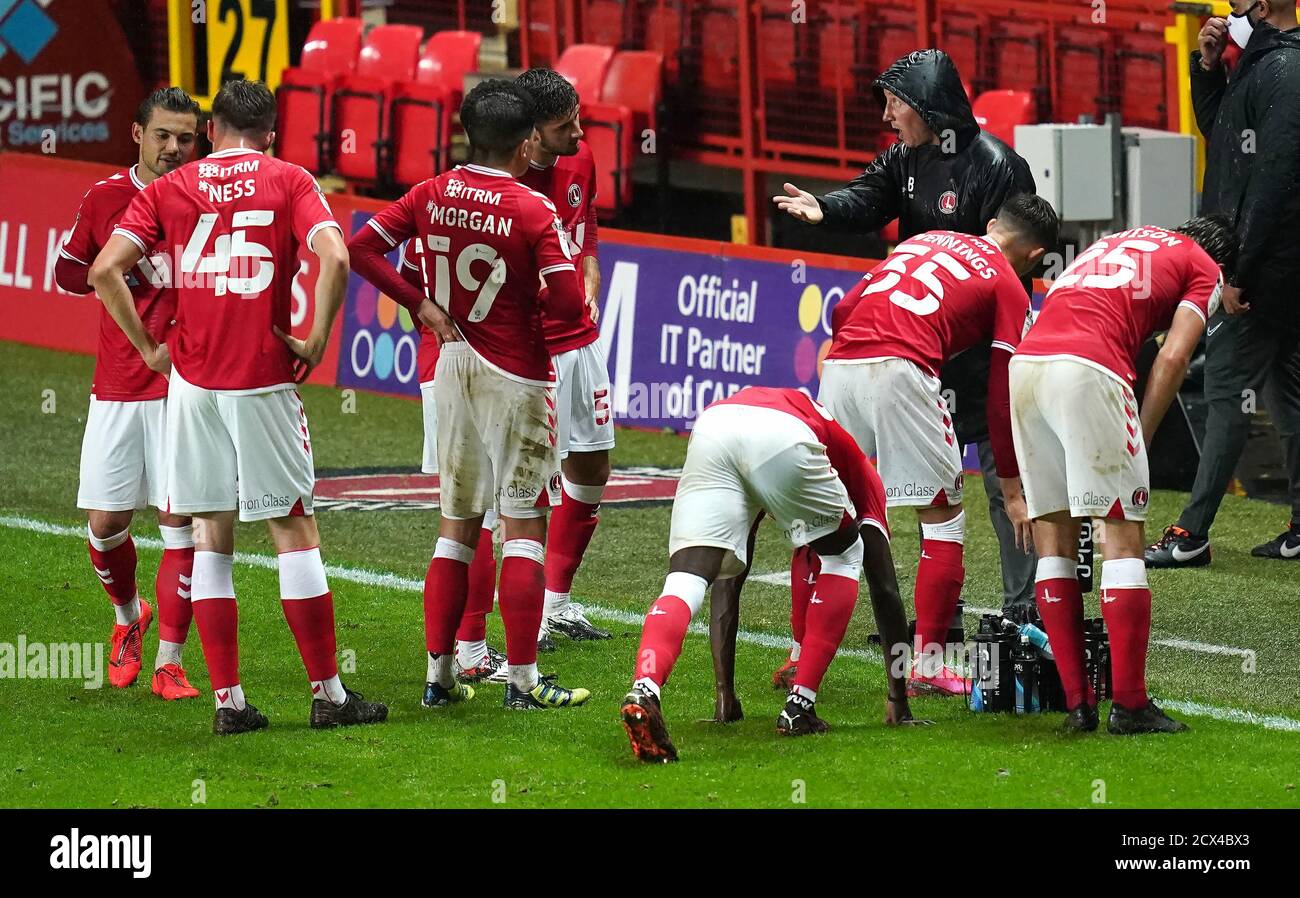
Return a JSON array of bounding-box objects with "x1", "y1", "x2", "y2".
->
[
  {"x1": 1012, "y1": 634, "x2": 1040, "y2": 714},
  {"x1": 1017, "y1": 622, "x2": 1054, "y2": 660}
]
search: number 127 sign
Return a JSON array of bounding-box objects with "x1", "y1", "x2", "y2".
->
[{"x1": 204, "y1": 0, "x2": 289, "y2": 99}]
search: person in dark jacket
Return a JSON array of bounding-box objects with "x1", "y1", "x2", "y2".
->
[
  {"x1": 774, "y1": 49, "x2": 1040, "y2": 622},
  {"x1": 1146, "y1": 1, "x2": 1300, "y2": 568}
]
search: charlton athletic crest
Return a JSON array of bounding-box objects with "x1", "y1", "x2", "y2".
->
[
  {"x1": 567, "y1": 183, "x2": 582, "y2": 207},
  {"x1": 1132, "y1": 487, "x2": 1149, "y2": 508},
  {"x1": 939, "y1": 190, "x2": 958, "y2": 215}
]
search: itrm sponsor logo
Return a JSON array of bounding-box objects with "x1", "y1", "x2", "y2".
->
[{"x1": 49, "y1": 829, "x2": 151, "y2": 878}]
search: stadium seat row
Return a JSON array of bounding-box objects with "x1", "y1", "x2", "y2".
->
[{"x1": 275, "y1": 19, "x2": 664, "y2": 219}]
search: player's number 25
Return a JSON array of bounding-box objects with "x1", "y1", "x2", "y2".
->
[
  {"x1": 180, "y1": 210, "x2": 275, "y2": 297},
  {"x1": 1047, "y1": 239, "x2": 1160, "y2": 295},
  {"x1": 864, "y1": 245, "x2": 971, "y2": 315}
]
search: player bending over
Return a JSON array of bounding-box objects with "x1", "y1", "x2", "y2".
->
[
  {"x1": 90, "y1": 79, "x2": 388, "y2": 735},
  {"x1": 348, "y1": 81, "x2": 591, "y2": 711},
  {"x1": 1010, "y1": 216, "x2": 1235, "y2": 735},
  {"x1": 56, "y1": 87, "x2": 201, "y2": 699},
  {"x1": 621, "y1": 387, "x2": 923, "y2": 764},
  {"x1": 516, "y1": 66, "x2": 614, "y2": 650},
  {"x1": 809, "y1": 193, "x2": 1059, "y2": 696}
]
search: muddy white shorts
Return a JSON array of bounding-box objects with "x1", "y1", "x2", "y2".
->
[
  {"x1": 669, "y1": 403, "x2": 855, "y2": 579},
  {"x1": 420, "y1": 381, "x2": 438, "y2": 474},
  {"x1": 77, "y1": 396, "x2": 169, "y2": 512},
  {"x1": 1009, "y1": 355, "x2": 1150, "y2": 522},
  {"x1": 165, "y1": 370, "x2": 315, "y2": 521},
  {"x1": 434, "y1": 342, "x2": 561, "y2": 519},
  {"x1": 552, "y1": 340, "x2": 615, "y2": 459},
  {"x1": 818, "y1": 357, "x2": 963, "y2": 508}
]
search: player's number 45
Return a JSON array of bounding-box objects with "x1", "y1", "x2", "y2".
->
[{"x1": 180, "y1": 211, "x2": 275, "y2": 297}]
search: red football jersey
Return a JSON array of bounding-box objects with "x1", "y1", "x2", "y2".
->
[
  {"x1": 359, "y1": 163, "x2": 578, "y2": 385},
  {"x1": 397, "y1": 241, "x2": 439, "y2": 385},
  {"x1": 113, "y1": 148, "x2": 341, "y2": 392},
  {"x1": 1017, "y1": 227, "x2": 1223, "y2": 385},
  {"x1": 712, "y1": 386, "x2": 890, "y2": 539},
  {"x1": 826, "y1": 230, "x2": 1031, "y2": 375},
  {"x1": 58, "y1": 166, "x2": 174, "y2": 402},
  {"x1": 520, "y1": 141, "x2": 600, "y2": 354}
]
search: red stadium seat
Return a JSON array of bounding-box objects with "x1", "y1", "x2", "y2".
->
[
  {"x1": 1056, "y1": 28, "x2": 1110, "y2": 125},
  {"x1": 584, "y1": 50, "x2": 664, "y2": 216},
  {"x1": 275, "y1": 17, "x2": 363, "y2": 174},
  {"x1": 390, "y1": 31, "x2": 483, "y2": 188},
  {"x1": 1114, "y1": 32, "x2": 1171, "y2": 130},
  {"x1": 584, "y1": 101, "x2": 635, "y2": 216},
  {"x1": 637, "y1": 0, "x2": 684, "y2": 80},
  {"x1": 972, "y1": 90, "x2": 1035, "y2": 147},
  {"x1": 600, "y1": 50, "x2": 663, "y2": 130},
  {"x1": 554, "y1": 43, "x2": 616, "y2": 104},
  {"x1": 583, "y1": 0, "x2": 627, "y2": 46},
  {"x1": 331, "y1": 24, "x2": 422, "y2": 184}
]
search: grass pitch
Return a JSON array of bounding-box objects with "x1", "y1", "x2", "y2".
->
[{"x1": 0, "y1": 343, "x2": 1296, "y2": 808}]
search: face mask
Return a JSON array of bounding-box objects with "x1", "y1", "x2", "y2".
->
[{"x1": 1228, "y1": 2, "x2": 1262, "y2": 49}]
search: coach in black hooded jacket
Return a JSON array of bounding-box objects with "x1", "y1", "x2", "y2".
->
[{"x1": 774, "y1": 49, "x2": 1039, "y2": 618}]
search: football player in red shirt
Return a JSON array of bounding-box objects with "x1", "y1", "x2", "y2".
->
[
  {"x1": 349, "y1": 81, "x2": 592, "y2": 711},
  {"x1": 621, "y1": 388, "x2": 925, "y2": 763},
  {"x1": 813, "y1": 193, "x2": 1058, "y2": 696},
  {"x1": 391, "y1": 239, "x2": 507, "y2": 684},
  {"x1": 1010, "y1": 216, "x2": 1236, "y2": 735},
  {"x1": 89, "y1": 80, "x2": 388, "y2": 735},
  {"x1": 515, "y1": 67, "x2": 613, "y2": 647},
  {"x1": 55, "y1": 87, "x2": 201, "y2": 699}
]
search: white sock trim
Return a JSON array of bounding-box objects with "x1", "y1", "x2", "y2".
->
[
  {"x1": 920, "y1": 511, "x2": 965, "y2": 544},
  {"x1": 502, "y1": 538, "x2": 545, "y2": 565},
  {"x1": 87, "y1": 525, "x2": 130, "y2": 552},
  {"x1": 790, "y1": 640, "x2": 801, "y2": 662},
  {"x1": 482, "y1": 508, "x2": 499, "y2": 532},
  {"x1": 158, "y1": 524, "x2": 194, "y2": 550},
  {"x1": 662, "y1": 571, "x2": 709, "y2": 616},
  {"x1": 792, "y1": 684, "x2": 817, "y2": 702},
  {"x1": 278, "y1": 546, "x2": 329, "y2": 600},
  {"x1": 561, "y1": 475, "x2": 605, "y2": 506},
  {"x1": 191, "y1": 551, "x2": 235, "y2": 602},
  {"x1": 818, "y1": 535, "x2": 863, "y2": 579},
  {"x1": 509, "y1": 662, "x2": 539, "y2": 692},
  {"x1": 434, "y1": 537, "x2": 474, "y2": 565},
  {"x1": 1101, "y1": 557, "x2": 1148, "y2": 590},
  {"x1": 1035, "y1": 555, "x2": 1077, "y2": 582}
]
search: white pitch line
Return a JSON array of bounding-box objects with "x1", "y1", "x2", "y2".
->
[{"x1": 1, "y1": 515, "x2": 1294, "y2": 731}]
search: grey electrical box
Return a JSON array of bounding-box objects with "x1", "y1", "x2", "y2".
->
[
  {"x1": 1013, "y1": 123, "x2": 1114, "y2": 222},
  {"x1": 1122, "y1": 127, "x2": 1196, "y2": 229}
]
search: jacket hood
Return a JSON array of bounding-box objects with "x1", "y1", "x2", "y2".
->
[
  {"x1": 872, "y1": 49, "x2": 980, "y2": 148},
  {"x1": 1239, "y1": 20, "x2": 1300, "y2": 65}
]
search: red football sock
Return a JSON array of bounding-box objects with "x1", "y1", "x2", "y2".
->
[
  {"x1": 543, "y1": 484, "x2": 601, "y2": 594},
  {"x1": 792, "y1": 572, "x2": 857, "y2": 695},
  {"x1": 1101, "y1": 585, "x2": 1152, "y2": 710},
  {"x1": 156, "y1": 545, "x2": 194, "y2": 644},
  {"x1": 278, "y1": 548, "x2": 338, "y2": 683},
  {"x1": 456, "y1": 528, "x2": 496, "y2": 643},
  {"x1": 913, "y1": 538, "x2": 964, "y2": 666},
  {"x1": 789, "y1": 546, "x2": 820, "y2": 648},
  {"x1": 634, "y1": 595, "x2": 693, "y2": 688},
  {"x1": 191, "y1": 551, "x2": 238, "y2": 691},
  {"x1": 425, "y1": 539, "x2": 472, "y2": 655},
  {"x1": 499, "y1": 538, "x2": 546, "y2": 665},
  {"x1": 88, "y1": 529, "x2": 138, "y2": 606},
  {"x1": 1035, "y1": 573, "x2": 1091, "y2": 708}
]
